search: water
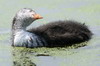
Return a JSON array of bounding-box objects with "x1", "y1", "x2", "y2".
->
[{"x1": 0, "y1": 0, "x2": 100, "y2": 66}]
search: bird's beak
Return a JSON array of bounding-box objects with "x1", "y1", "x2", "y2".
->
[{"x1": 33, "y1": 14, "x2": 43, "y2": 19}]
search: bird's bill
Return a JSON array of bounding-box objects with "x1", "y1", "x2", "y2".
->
[{"x1": 33, "y1": 14, "x2": 43, "y2": 19}]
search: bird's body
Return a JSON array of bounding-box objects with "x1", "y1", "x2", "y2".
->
[
  {"x1": 12, "y1": 8, "x2": 92, "y2": 48},
  {"x1": 28, "y1": 20, "x2": 92, "y2": 47}
]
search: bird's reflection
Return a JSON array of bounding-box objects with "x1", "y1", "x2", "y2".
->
[
  {"x1": 12, "y1": 42, "x2": 87, "y2": 66},
  {"x1": 12, "y1": 47, "x2": 36, "y2": 66}
]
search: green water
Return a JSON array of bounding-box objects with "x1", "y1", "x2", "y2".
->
[{"x1": 0, "y1": 0, "x2": 100, "y2": 66}]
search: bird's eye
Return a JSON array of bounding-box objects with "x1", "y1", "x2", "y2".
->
[{"x1": 29, "y1": 10, "x2": 33, "y2": 12}]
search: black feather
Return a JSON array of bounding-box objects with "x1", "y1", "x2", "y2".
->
[{"x1": 28, "y1": 20, "x2": 93, "y2": 47}]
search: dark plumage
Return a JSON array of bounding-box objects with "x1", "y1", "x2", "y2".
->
[{"x1": 28, "y1": 20, "x2": 92, "y2": 47}]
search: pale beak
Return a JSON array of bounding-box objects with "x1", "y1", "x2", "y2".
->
[{"x1": 33, "y1": 14, "x2": 43, "y2": 19}]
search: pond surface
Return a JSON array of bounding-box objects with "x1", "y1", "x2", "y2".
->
[{"x1": 0, "y1": 0, "x2": 100, "y2": 66}]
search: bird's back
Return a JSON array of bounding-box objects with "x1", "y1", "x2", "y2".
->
[{"x1": 28, "y1": 20, "x2": 92, "y2": 47}]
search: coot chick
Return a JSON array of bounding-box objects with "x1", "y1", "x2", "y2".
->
[{"x1": 12, "y1": 8, "x2": 92, "y2": 48}]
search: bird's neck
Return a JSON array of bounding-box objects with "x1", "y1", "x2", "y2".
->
[
  {"x1": 12, "y1": 19, "x2": 28, "y2": 40},
  {"x1": 12, "y1": 22, "x2": 26, "y2": 33},
  {"x1": 11, "y1": 18, "x2": 29, "y2": 45}
]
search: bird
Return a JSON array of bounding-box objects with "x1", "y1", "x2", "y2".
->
[{"x1": 11, "y1": 8, "x2": 92, "y2": 48}]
